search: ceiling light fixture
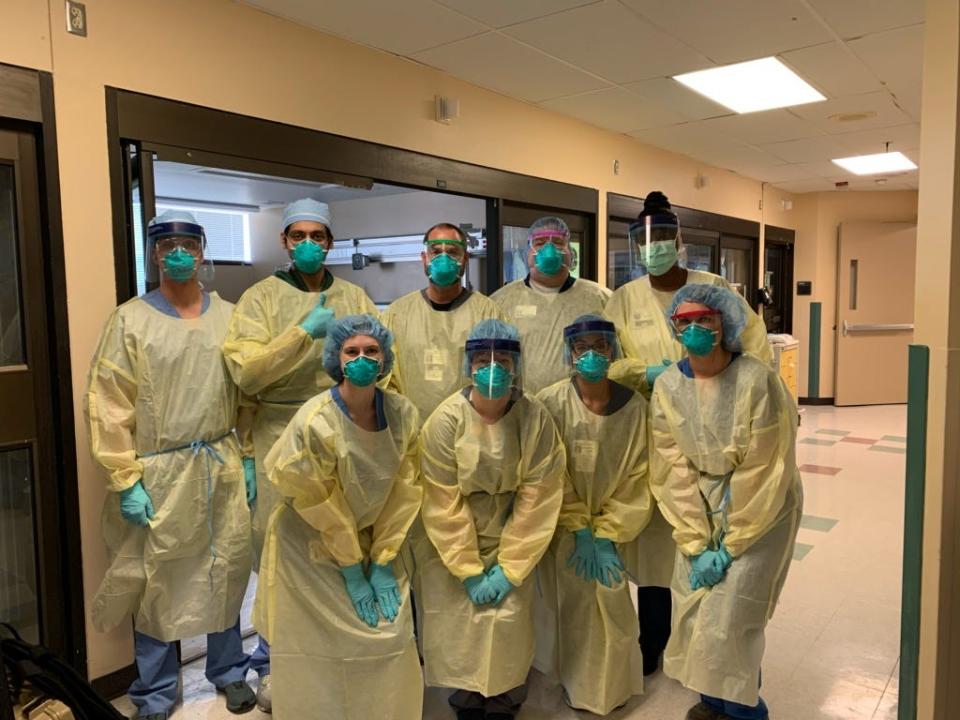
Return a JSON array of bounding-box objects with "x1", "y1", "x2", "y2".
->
[
  {"x1": 831, "y1": 151, "x2": 917, "y2": 175},
  {"x1": 672, "y1": 57, "x2": 825, "y2": 114}
]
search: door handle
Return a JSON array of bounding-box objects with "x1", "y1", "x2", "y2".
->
[{"x1": 842, "y1": 321, "x2": 914, "y2": 336}]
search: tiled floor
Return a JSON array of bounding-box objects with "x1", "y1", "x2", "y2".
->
[{"x1": 113, "y1": 404, "x2": 905, "y2": 720}]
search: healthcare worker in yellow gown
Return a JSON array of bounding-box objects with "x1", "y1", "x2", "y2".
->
[
  {"x1": 86, "y1": 211, "x2": 256, "y2": 719},
  {"x1": 419, "y1": 319, "x2": 565, "y2": 720},
  {"x1": 254, "y1": 315, "x2": 423, "y2": 720},
  {"x1": 650, "y1": 284, "x2": 801, "y2": 720},
  {"x1": 221, "y1": 198, "x2": 376, "y2": 708},
  {"x1": 535, "y1": 315, "x2": 653, "y2": 714},
  {"x1": 491, "y1": 217, "x2": 610, "y2": 395},
  {"x1": 381, "y1": 222, "x2": 504, "y2": 423},
  {"x1": 604, "y1": 190, "x2": 773, "y2": 676}
]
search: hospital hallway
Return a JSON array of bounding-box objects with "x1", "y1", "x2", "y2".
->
[{"x1": 112, "y1": 404, "x2": 905, "y2": 720}]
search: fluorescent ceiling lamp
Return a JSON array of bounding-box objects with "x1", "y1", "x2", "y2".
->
[
  {"x1": 673, "y1": 57, "x2": 825, "y2": 114},
  {"x1": 831, "y1": 151, "x2": 917, "y2": 175}
]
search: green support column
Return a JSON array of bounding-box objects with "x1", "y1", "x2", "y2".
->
[
  {"x1": 807, "y1": 302, "x2": 821, "y2": 399},
  {"x1": 899, "y1": 344, "x2": 929, "y2": 720}
]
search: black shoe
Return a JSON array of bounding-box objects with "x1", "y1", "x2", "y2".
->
[
  {"x1": 218, "y1": 680, "x2": 257, "y2": 714},
  {"x1": 686, "y1": 702, "x2": 723, "y2": 720},
  {"x1": 455, "y1": 711, "x2": 485, "y2": 720},
  {"x1": 486, "y1": 715, "x2": 515, "y2": 720}
]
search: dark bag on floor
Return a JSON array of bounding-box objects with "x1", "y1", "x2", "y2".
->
[{"x1": 0, "y1": 624, "x2": 125, "y2": 720}]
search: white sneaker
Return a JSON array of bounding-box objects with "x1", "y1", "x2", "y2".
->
[{"x1": 256, "y1": 675, "x2": 272, "y2": 713}]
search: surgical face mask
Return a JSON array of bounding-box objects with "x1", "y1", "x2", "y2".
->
[
  {"x1": 292, "y1": 240, "x2": 328, "y2": 274},
  {"x1": 574, "y1": 350, "x2": 610, "y2": 383},
  {"x1": 643, "y1": 240, "x2": 678, "y2": 276},
  {"x1": 427, "y1": 253, "x2": 462, "y2": 287},
  {"x1": 342, "y1": 355, "x2": 381, "y2": 387},
  {"x1": 534, "y1": 242, "x2": 565, "y2": 275},
  {"x1": 472, "y1": 361, "x2": 512, "y2": 399},
  {"x1": 162, "y1": 248, "x2": 197, "y2": 283},
  {"x1": 680, "y1": 324, "x2": 719, "y2": 356}
]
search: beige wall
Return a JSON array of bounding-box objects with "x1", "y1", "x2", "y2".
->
[{"x1": 0, "y1": 0, "x2": 919, "y2": 680}]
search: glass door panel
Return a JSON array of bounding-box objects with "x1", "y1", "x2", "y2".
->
[
  {"x1": 0, "y1": 128, "x2": 61, "y2": 653},
  {"x1": 0, "y1": 446, "x2": 38, "y2": 643}
]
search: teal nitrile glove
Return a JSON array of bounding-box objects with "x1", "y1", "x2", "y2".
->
[
  {"x1": 119, "y1": 481, "x2": 155, "y2": 527},
  {"x1": 368, "y1": 563, "x2": 401, "y2": 622},
  {"x1": 242, "y1": 457, "x2": 256, "y2": 507},
  {"x1": 463, "y1": 573, "x2": 495, "y2": 606},
  {"x1": 298, "y1": 293, "x2": 335, "y2": 339},
  {"x1": 340, "y1": 563, "x2": 379, "y2": 627},
  {"x1": 567, "y1": 528, "x2": 597, "y2": 582},
  {"x1": 594, "y1": 538, "x2": 625, "y2": 588},
  {"x1": 689, "y1": 547, "x2": 732, "y2": 590},
  {"x1": 485, "y1": 564, "x2": 515, "y2": 606},
  {"x1": 645, "y1": 359, "x2": 672, "y2": 388}
]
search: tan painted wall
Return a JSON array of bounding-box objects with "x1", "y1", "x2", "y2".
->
[
  {"x1": 0, "y1": 0, "x2": 918, "y2": 680},
  {"x1": 0, "y1": 0, "x2": 52, "y2": 73}
]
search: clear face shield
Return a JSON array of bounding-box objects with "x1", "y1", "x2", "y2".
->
[
  {"x1": 464, "y1": 338, "x2": 521, "y2": 399},
  {"x1": 563, "y1": 319, "x2": 620, "y2": 383},
  {"x1": 147, "y1": 220, "x2": 214, "y2": 286},
  {"x1": 627, "y1": 213, "x2": 685, "y2": 279}
]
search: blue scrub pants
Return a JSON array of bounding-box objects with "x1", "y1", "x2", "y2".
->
[
  {"x1": 701, "y1": 693, "x2": 769, "y2": 719},
  {"x1": 129, "y1": 618, "x2": 249, "y2": 716},
  {"x1": 248, "y1": 635, "x2": 270, "y2": 678}
]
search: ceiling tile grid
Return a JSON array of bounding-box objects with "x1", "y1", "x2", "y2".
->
[{"x1": 239, "y1": 0, "x2": 925, "y2": 192}]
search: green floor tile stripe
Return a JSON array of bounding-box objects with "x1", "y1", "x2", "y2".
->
[
  {"x1": 800, "y1": 515, "x2": 839, "y2": 532},
  {"x1": 793, "y1": 543, "x2": 814, "y2": 561},
  {"x1": 815, "y1": 429, "x2": 850, "y2": 436},
  {"x1": 800, "y1": 438, "x2": 836, "y2": 446},
  {"x1": 882, "y1": 435, "x2": 907, "y2": 443},
  {"x1": 870, "y1": 445, "x2": 907, "y2": 454}
]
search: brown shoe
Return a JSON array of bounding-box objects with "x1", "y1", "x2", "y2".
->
[{"x1": 686, "y1": 702, "x2": 723, "y2": 720}]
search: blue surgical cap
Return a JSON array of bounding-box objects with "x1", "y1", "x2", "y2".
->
[
  {"x1": 283, "y1": 198, "x2": 332, "y2": 233},
  {"x1": 563, "y1": 313, "x2": 621, "y2": 365},
  {"x1": 668, "y1": 283, "x2": 747, "y2": 352},
  {"x1": 322, "y1": 314, "x2": 394, "y2": 383}
]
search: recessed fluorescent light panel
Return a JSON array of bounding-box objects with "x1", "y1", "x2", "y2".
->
[
  {"x1": 673, "y1": 57, "x2": 825, "y2": 114},
  {"x1": 831, "y1": 152, "x2": 918, "y2": 175}
]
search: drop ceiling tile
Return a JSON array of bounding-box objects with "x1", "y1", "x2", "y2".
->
[
  {"x1": 622, "y1": 78, "x2": 731, "y2": 121},
  {"x1": 700, "y1": 109, "x2": 823, "y2": 145},
  {"x1": 806, "y1": 0, "x2": 923, "y2": 39},
  {"x1": 832, "y1": 123, "x2": 921, "y2": 155},
  {"x1": 788, "y1": 90, "x2": 913, "y2": 133},
  {"x1": 413, "y1": 33, "x2": 610, "y2": 102},
  {"x1": 781, "y1": 42, "x2": 884, "y2": 98},
  {"x1": 795, "y1": 159, "x2": 850, "y2": 178},
  {"x1": 241, "y1": 0, "x2": 486, "y2": 55},
  {"x1": 696, "y1": 143, "x2": 785, "y2": 172},
  {"x1": 621, "y1": 0, "x2": 833, "y2": 64},
  {"x1": 505, "y1": 0, "x2": 712, "y2": 84},
  {"x1": 762, "y1": 135, "x2": 858, "y2": 164},
  {"x1": 848, "y1": 25, "x2": 924, "y2": 120},
  {"x1": 540, "y1": 87, "x2": 685, "y2": 132},
  {"x1": 774, "y1": 178, "x2": 838, "y2": 193},
  {"x1": 747, "y1": 164, "x2": 819, "y2": 183},
  {"x1": 433, "y1": 0, "x2": 600, "y2": 29},
  {"x1": 628, "y1": 122, "x2": 731, "y2": 156}
]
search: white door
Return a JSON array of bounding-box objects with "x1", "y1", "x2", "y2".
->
[{"x1": 835, "y1": 221, "x2": 917, "y2": 406}]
